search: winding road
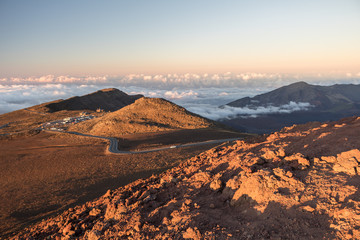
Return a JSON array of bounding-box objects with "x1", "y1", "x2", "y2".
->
[{"x1": 48, "y1": 130, "x2": 242, "y2": 154}]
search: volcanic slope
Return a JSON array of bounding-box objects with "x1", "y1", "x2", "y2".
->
[
  {"x1": 70, "y1": 97, "x2": 216, "y2": 137},
  {"x1": 222, "y1": 82, "x2": 360, "y2": 133},
  {"x1": 227, "y1": 81, "x2": 360, "y2": 111},
  {"x1": 14, "y1": 116, "x2": 360, "y2": 239},
  {"x1": 29, "y1": 88, "x2": 143, "y2": 113}
]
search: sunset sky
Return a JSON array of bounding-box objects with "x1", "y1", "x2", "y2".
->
[{"x1": 1, "y1": 0, "x2": 359, "y2": 77}]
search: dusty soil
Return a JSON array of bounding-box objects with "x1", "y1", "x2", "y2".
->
[
  {"x1": 118, "y1": 128, "x2": 249, "y2": 151},
  {"x1": 70, "y1": 97, "x2": 216, "y2": 137},
  {"x1": 0, "y1": 109, "x2": 102, "y2": 135},
  {"x1": 0, "y1": 128, "x2": 244, "y2": 238},
  {"x1": 11, "y1": 116, "x2": 360, "y2": 239}
]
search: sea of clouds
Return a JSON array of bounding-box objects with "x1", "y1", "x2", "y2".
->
[{"x1": 1, "y1": 72, "x2": 360, "y2": 120}]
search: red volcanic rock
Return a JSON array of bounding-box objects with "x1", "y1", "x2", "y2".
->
[{"x1": 12, "y1": 116, "x2": 360, "y2": 239}]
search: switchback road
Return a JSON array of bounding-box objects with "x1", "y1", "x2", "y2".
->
[{"x1": 48, "y1": 130, "x2": 242, "y2": 154}]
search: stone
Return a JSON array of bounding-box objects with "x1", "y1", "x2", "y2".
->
[
  {"x1": 183, "y1": 227, "x2": 202, "y2": 240},
  {"x1": 210, "y1": 179, "x2": 222, "y2": 191},
  {"x1": 333, "y1": 149, "x2": 360, "y2": 175},
  {"x1": 277, "y1": 148, "x2": 286, "y2": 157},
  {"x1": 104, "y1": 203, "x2": 127, "y2": 220},
  {"x1": 321, "y1": 156, "x2": 337, "y2": 163},
  {"x1": 261, "y1": 148, "x2": 277, "y2": 160},
  {"x1": 89, "y1": 208, "x2": 101, "y2": 217},
  {"x1": 103, "y1": 189, "x2": 112, "y2": 198},
  {"x1": 301, "y1": 205, "x2": 315, "y2": 212},
  {"x1": 85, "y1": 230, "x2": 101, "y2": 240},
  {"x1": 62, "y1": 223, "x2": 72, "y2": 235},
  {"x1": 143, "y1": 194, "x2": 156, "y2": 203},
  {"x1": 284, "y1": 153, "x2": 310, "y2": 170}
]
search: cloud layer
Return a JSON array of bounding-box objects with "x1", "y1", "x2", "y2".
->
[
  {"x1": 1, "y1": 72, "x2": 359, "y2": 117},
  {"x1": 186, "y1": 102, "x2": 313, "y2": 120},
  {"x1": 2, "y1": 72, "x2": 360, "y2": 89}
]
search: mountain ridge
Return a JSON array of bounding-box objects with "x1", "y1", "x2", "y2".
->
[
  {"x1": 30, "y1": 88, "x2": 144, "y2": 113},
  {"x1": 222, "y1": 82, "x2": 360, "y2": 133},
  {"x1": 227, "y1": 82, "x2": 360, "y2": 112}
]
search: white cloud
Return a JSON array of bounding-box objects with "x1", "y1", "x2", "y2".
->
[
  {"x1": 164, "y1": 90, "x2": 198, "y2": 99},
  {"x1": 186, "y1": 102, "x2": 313, "y2": 120},
  {"x1": 0, "y1": 84, "x2": 265, "y2": 114},
  {"x1": 0, "y1": 71, "x2": 359, "y2": 115},
  {"x1": 1, "y1": 72, "x2": 360, "y2": 89}
]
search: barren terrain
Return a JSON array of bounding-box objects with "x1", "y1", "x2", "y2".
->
[
  {"x1": 28, "y1": 88, "x2": 143, "y2": 113},
  {"x1": 0, "y1": 109, "x2": 102, "y2": 136},
  {"x1": 0, "y1": 128, "x2": 246, "y2": 238},
  {"x1": 70, "y1": 97, "x2": 216, "y2": 137},
  {"x1": 11, "y1": 116, "x2": 360, "y2": 239}
]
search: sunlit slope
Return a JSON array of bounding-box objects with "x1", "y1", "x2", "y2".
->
[{"x1": 70, "y1": 97, "x2": 216, "y2": 136}]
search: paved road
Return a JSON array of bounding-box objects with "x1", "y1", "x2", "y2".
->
[{"x1": 48, "y1": 130, "x2": 242, "y2": 154}]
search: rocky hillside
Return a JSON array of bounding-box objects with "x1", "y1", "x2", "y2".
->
[
  {"x1": 30, "y1": 88, "x2": 143, "y2": 113},
  {"x1": 12, "y1": 116, "x2": 360, "y2": 239},
  {"x1": 227, "y1": 81, "x2": 360, "y2": 112},
  {"x1": 70, "y1": 97, "x2": 216, "y2": 137}
]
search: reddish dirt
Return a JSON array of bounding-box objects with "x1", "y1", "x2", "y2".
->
[
  {"x1": 70, "y1": 97, "x2": 217, "y2": 137},
  {"x1": 0, "y1": 127, "x2": 245, "y2": 238},
  {"x1": 118, "y1": 128, "x2": 249, "y2": 151},
  {"x1": 0, "y1": 109, "x2": 103, "y2": 135},
  {"x1": 11, "y1": 116, "x2": 360, "y2": 239}
]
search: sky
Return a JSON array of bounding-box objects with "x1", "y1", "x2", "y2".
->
[
  {"x1": 1, "y1": 0, "x2": 359, "y2": 77},
  {"x1": 1, "y1": 1, "x2": 360, "y2": 116}
]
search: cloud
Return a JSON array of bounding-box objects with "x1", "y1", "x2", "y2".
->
[
  {"x1": 0, "y1": 71, "x2": 359, "y2": 115},
  {"x1": 164, "y1": 90, "x2": 198, "y2": 99},
  {"x1": 0, "y1": 84, "x2": 105, "y2": 114},
  {"x1": 0, "y1": 83, "x2": 266, "y2": 114},
  {"x1": 186, "y1": 102, "x2": 313, "y2": 120},
  {"x1": 1, "y1": 72, "x2": 360, "y2": 90}
]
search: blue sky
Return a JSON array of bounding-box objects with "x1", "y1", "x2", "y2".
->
[{"x1": 0, "y1": 0, "x2": 359, "y2": 77}]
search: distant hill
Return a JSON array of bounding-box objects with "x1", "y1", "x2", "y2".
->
[
  {"x1": 222, "y1": 82, "x2": 360, "y2": 133},
  {"x1": 70, "y1": 97, "x2": 216, "y2": 136},
  {"x1": 227, "y1": 81, "x2": 360, "y2": 111},
  {"x1": 30, "y1": 88, "x2": 143, "y2": 113}
]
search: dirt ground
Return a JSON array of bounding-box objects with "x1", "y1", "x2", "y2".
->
[
  {"x1": 118, "y1": 128, "x2": 249, "y2": 151},
  {"x1": 0, "y1": 129, "x2": 245, "y2": 238},
  {"x1": 11, "y1": 116, "x2": 360, "y2": 239},
  {"x1": 0, "y1": 109, "x2": 103, "y2": 135}
]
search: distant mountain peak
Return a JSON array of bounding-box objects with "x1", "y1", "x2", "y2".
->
[
  {"x1": 30, "y1": 88, "x2": 143, "y2": 113},
  {"x1": 223, "y1": 82, "x2": 360, "y2": 133},
  {"x1": 98, "y1": 88, "x2": 119, "y2": 92},
  {"x1": 227, "y1": 82, "x2": 360, "y2": 110},
  {"x1": 288, "y1": 81, "x2": 310, "y2": 87}
]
